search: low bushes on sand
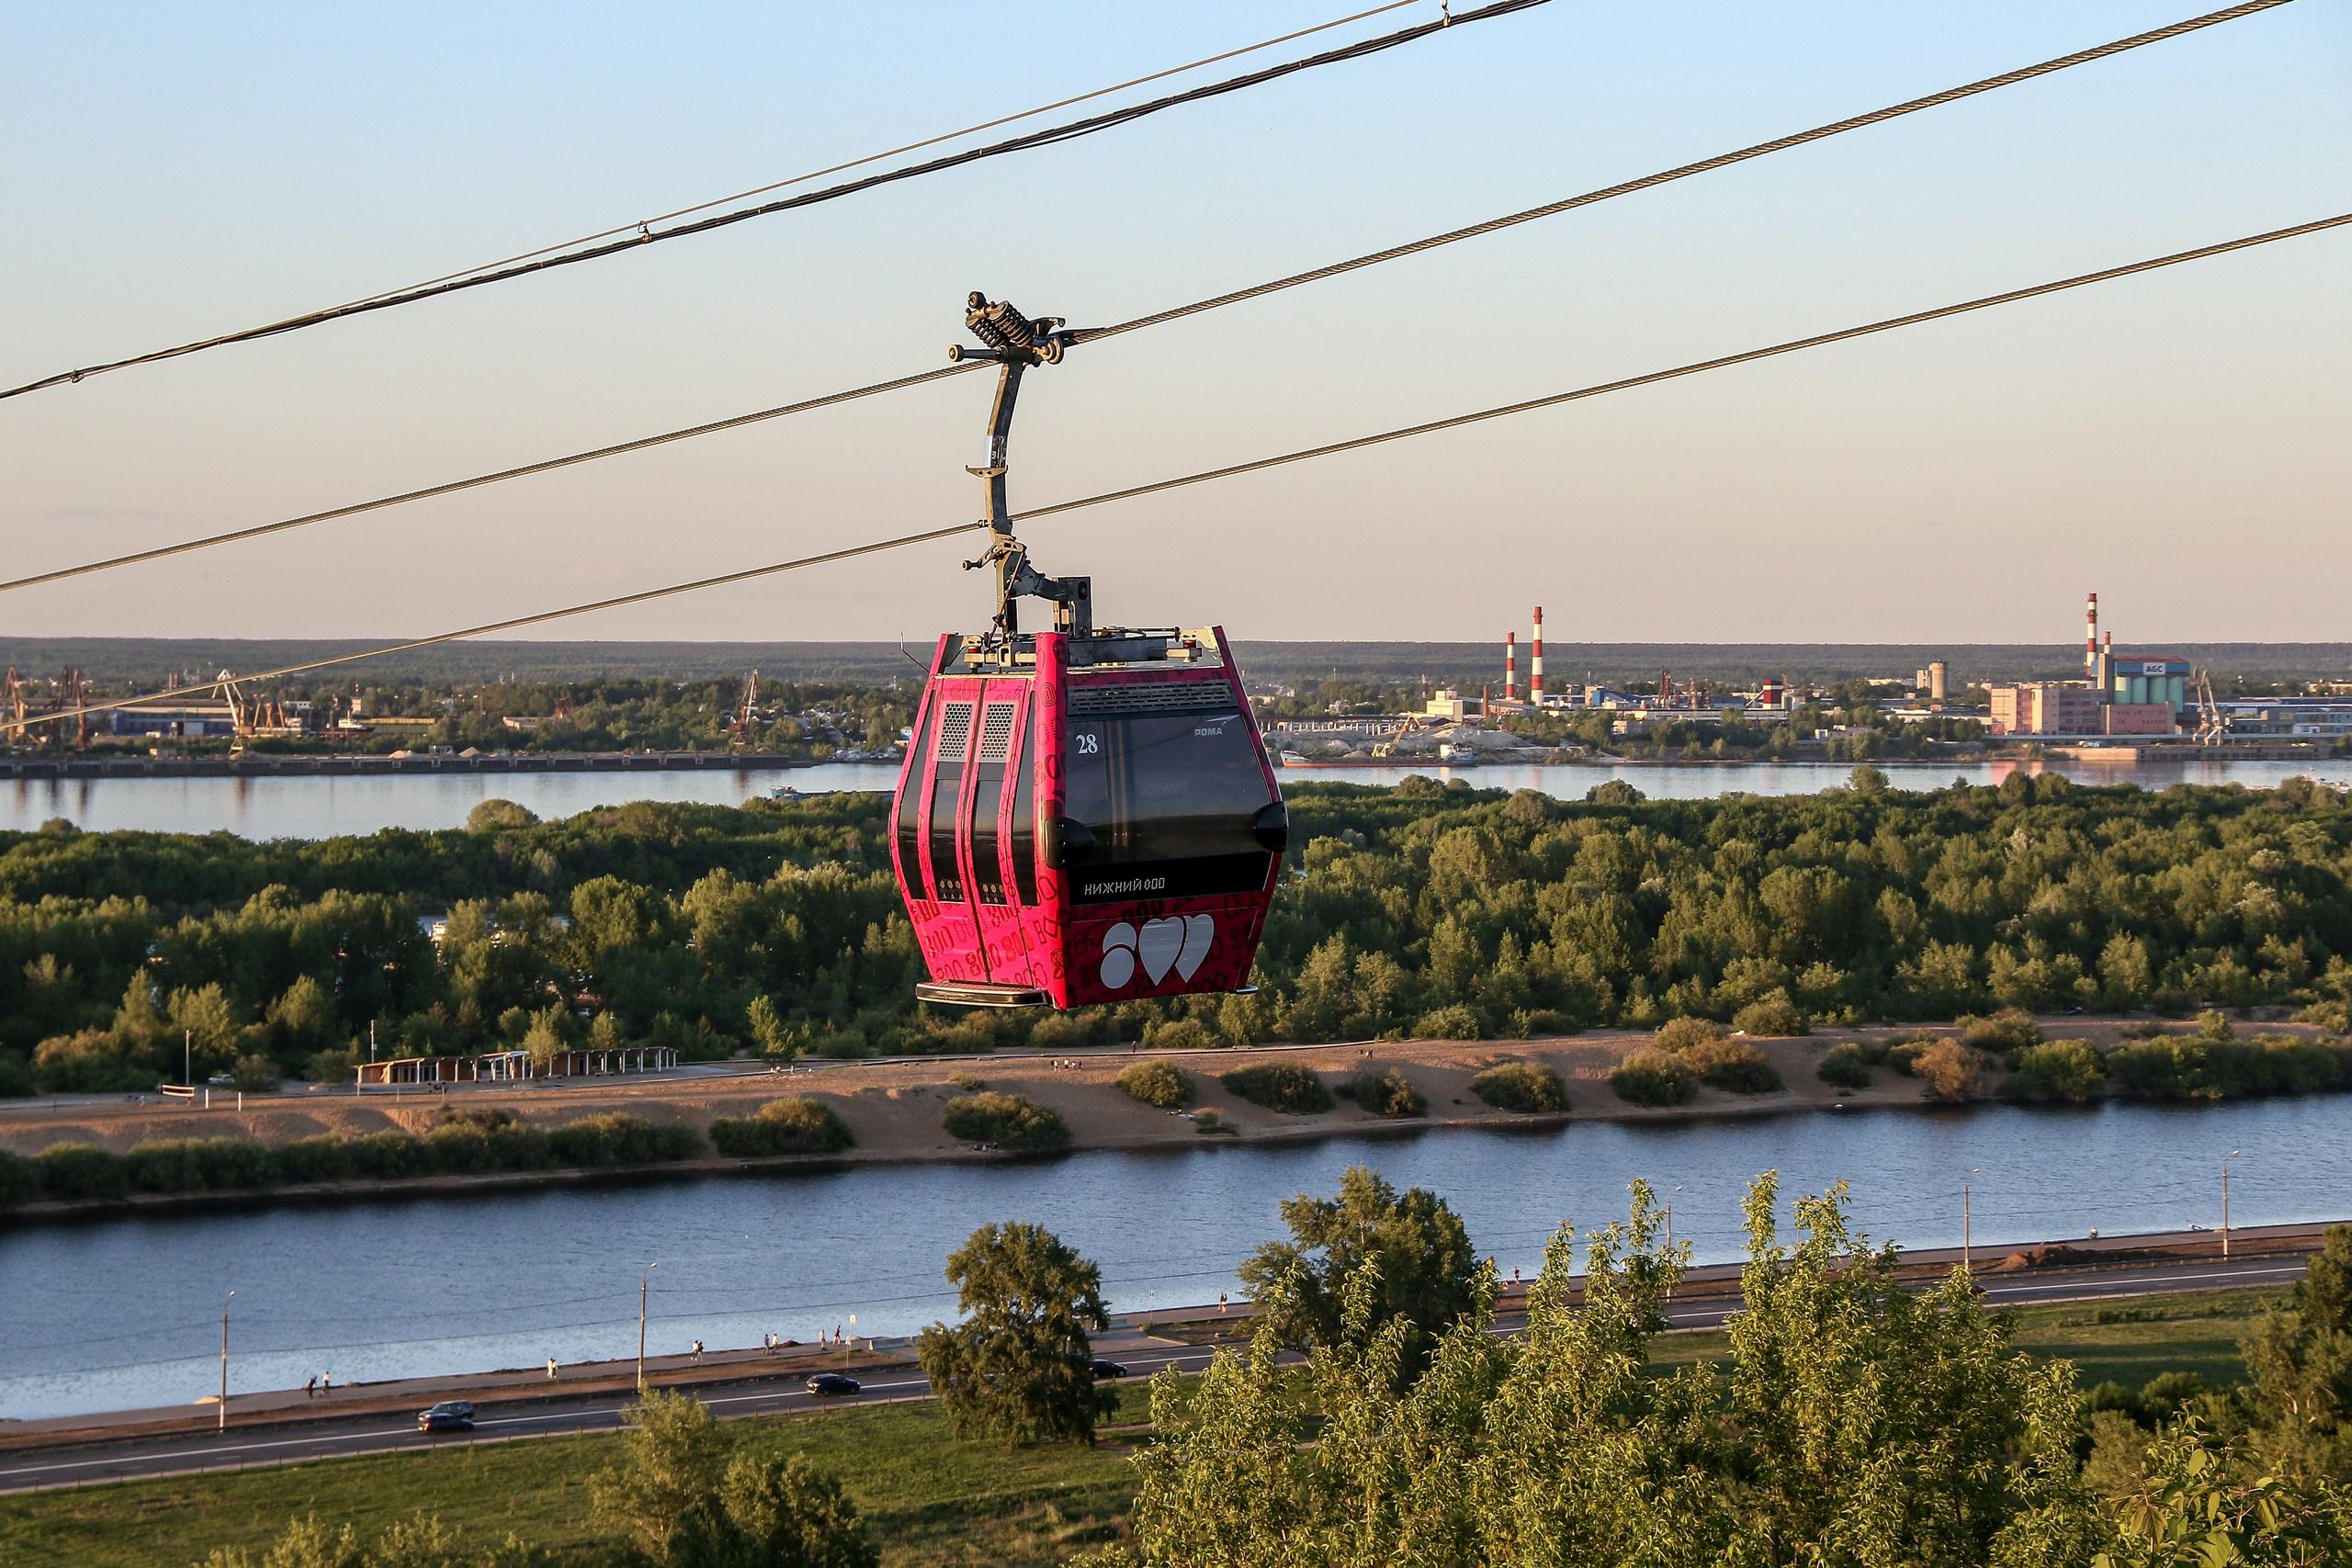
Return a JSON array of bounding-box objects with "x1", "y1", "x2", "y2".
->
[
  {"x1": 1816, "y1": 1042, "x2": 1874, "y2": 1090},
  {"x1": 2007, "y1": 1039, "x2": 2106, "y2": 1103},
  {"x1": 1911, "y1": 1040, "x2": 1995, "y2": 1102},
  {"x1": 1348, "y1": 1066, "x2": 1426, "y2": 1119},
  {"x1": 1730, "y1": 993, "x2": 1809, "y2": 1038},
  {"x1": 943, "y1": 1091, "x2": 1070, "y2": 1150},
  {"x1": 1469, "y1": 1061, "x2": 1567, "y2": 1113},
  {"x1": 1610, "y1": 1049, "x2": 1696, "y2": 1108},
  {"x1": 1219, "y1": 1063, "x2": 1333, "y2": 1115},
  {"x1": 1680, "y1": 1037, "x2": 1784, "y2": 1095},
  {"x1": 1, "y1": 1111, "x2": 706, "y2": 1208},
  {"x1": 1652, "y1": 1017, "x2": 1725, "y2": 1055},
  {"x1": 709, "y1": 1097, "x2": 854, "y2": 1157},
  {"x1": 1117, "y1": 1060, "x2": 1193, "y2": 1110},
  {"x1": 548, "y1": 1113, "x2": 701, "y2": 1168}
]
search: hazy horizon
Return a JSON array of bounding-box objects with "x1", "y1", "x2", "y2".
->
[{"x1": 6, "y1": 1, "x2": 2346, "y2": 649}]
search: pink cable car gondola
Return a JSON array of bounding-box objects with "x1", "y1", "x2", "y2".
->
[{"x1": 891, "y1": 296, "x2": 1286, "y2": 1008}]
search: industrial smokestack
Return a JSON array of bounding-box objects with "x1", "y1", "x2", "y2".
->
[
  {"x1": 1504, "y1": 632, "x2": 1517, "y2": 703},
  {"x1": 2102, "y1": 630, "x2": 2114, "y2": 690},
  {"x1": 2085, "y1": 592, "x2": 2099, "y2": 680},
  {"x1": 1531, "y1": 606, "x2": 1544, "y2": 703}
]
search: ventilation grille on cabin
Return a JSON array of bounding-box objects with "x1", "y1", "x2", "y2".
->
[
  {"x1": 936, "y1": 702, "x2": 975, "y2": 761},
  {"x1": 1067, "y1": 682, "x2": 1232, "y2": 716},
  {"x1": 978, "y1": 705, "x2": 1016, "y2": 762}
]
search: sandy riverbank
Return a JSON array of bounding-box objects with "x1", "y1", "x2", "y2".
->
[{"x1": 6, "y1": 1016, "x2": 2331, "y2": 1203}]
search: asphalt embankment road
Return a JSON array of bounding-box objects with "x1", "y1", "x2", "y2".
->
[{"x1": 0, "y1": 1251, "x2": 2310, "y2": 1495}]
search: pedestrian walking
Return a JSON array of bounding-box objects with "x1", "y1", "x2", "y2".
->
[
  {"x1": 305, "y1": 1375, "x2": 317, "y2": 1399},
  {"x1": 834, "y1": 1323, "x2": 843, "y2": 1345},
  {"x1": 547, "y1": 1357, "x2": 559, "y2": 1379},
  {"x1": 1217, "y1": 1292, "x2": 1228, "y2": 1314},
  {"x1": 691, "y1": 1339, "x2": 704, "y2": 1363},
  {"x1": 321, "y1": 1371, "x2": 332, "y2": 1393}
]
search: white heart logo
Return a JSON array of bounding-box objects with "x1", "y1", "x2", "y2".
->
[
  {"x1": 1137, "y1": 918, "x2": 1185, "y2": 984},
  {"x1": 1175, "y1": 915, "x2": 1214, "y2": 980},
  {"x1": 1101, "y1": 922, "x2": 1137, "y2": 989}
]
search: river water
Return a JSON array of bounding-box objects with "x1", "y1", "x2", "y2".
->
[
  {"x1": 3, "y1": 1097, "x2": 2345, "y2": 1420},
  {"x1": 4, "y1": 757, "x2": 2338, "y2": 839}
]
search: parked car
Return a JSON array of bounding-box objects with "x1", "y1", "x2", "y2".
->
[
  {"x1": 805, "y1": 1373, "x2": 862, "y2": 1397},
  {"x1": 416, "y1": 1400, "x2": 476, "y2": 1433},
  {"x1": 1089, "y1": 1359, "x2": 1129, "y2": 1380}
]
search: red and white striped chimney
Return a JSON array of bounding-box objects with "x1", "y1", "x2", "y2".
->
[
  {"x1": 2085, "y1": 592, "x2": 2099, "y2": 680},
  {"x1": 1504, "y1": 631, "x2": 1517, "y2": 702},
  {"x1": 1531, "y1": 606, "x2": 1544, "y2": 703}
]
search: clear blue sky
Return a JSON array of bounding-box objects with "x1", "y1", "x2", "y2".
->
[{"x1": 4, "y1": 1, "x2": 2346, "y2": 649}]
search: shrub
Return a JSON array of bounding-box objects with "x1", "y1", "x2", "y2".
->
[
  {"x1": 1731, "y1": 992, "x2": 1809, "y2": 1037},
  {"x1": 1117, "y1": 1060, "x2": 1193, "y2": 1110},
  {"x1": 346, "y1": 1129, "x2": 434, "y2": 1179},
  {"x1": 1885, "y1": 1037, "x2": 1943, "y2": 1077},
  {"x1": 123, "y1": 1137, "x2": 279, "y2": 1193},
  {"x1": 1960, "y1": 1008, "x2": 2044, "y2": 1058},
  {"x1": 33, "y1": 1142, "x2": 127, "y2": 1201},
  {"x1": 1816, "y1": 1042, "x2": 1873, "y2": 1090},
  {"x1": 277, "y1": 1134, "x2": 356, "y2": 1184},
  {"x1": 1610, "y1": 1048, "x2": 1696, "y2": 1108},
  {"x1": 0, "y1": 1053, "x2": 34, "y2": 1098},
  {"x1": 1028, "y1": 1013, "x2": 1098, "y2": 1053},
  {"x1": 0, "y1": 1149, "x2": 34, "y2": 1206},
  {"x1": 1681, "y1": 1037, "x2": 1784, "y2": 1094},
  {"x1": 1469, "y1": 1061, "x2": 1567, "y2": 1112},
  {"x1": 1653, "y1": 1017, "x2": 1726, "y2": 1054},
  {"x1": 709, "y1": 1097, "x2": 854, "y2": 1157},
  {"x1": 2105, "y1": 1037, "x2": 2214, "y2": 1100},
  {"x1": 1351, "y1": 1066, "x2": 1426, "y2": 1118},
  {"x1": 422, "y1": 1121, "x2": 500, "y2": 1174},
  {"x1": 549, "y1": 1112, "x2": 702, "y2": 1167},
  {"x1": 1910, "y1": 1039, "x2": 1993, "y2": 1102},
  {"x1": 304, "y1": 1046, "x2": 360, "y2": 1086},
  {"x1": 31, "y1": 1030, "x2": 153, "y2": 1093},
  {"x1": 229, "y1": 1053, "x2": 281, "y2": 1093},
  {"x1": 2008, "y1": 1039, "x2": 2106, "y2": 1102},
  {"x1": 1414, "y1": 1004, "x2": 1483, "y2": 1041},
  {"x1": 1218, "y1": 1063, "x2": 1333, "y2": 1114},
  {"x1": 1193, "y1": 1109, "x2": 1229, "y2": 1135},
  {"x1": 943, "y1": 1090, "x2": 1070, "y2": 1150},
  {"x1": 947, "y1": 1070, "x2": 986, "y2": 1092},
  {"x1": 1146, "y1": 1019, "x2": 1217, "y2": 1052}
]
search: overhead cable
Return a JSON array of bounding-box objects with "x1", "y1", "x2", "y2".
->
[
  {"x1": 297, "y1": 3, "x2": 1424, "y2": 315},
  {"x1": 14, "y1": 210, "x2": 2343, "y2": 736},
  {"x1": 0, "y1": 0, "x2": 2291, "y2": 597},
  {"x1": 0, "y1": 0, "x2": 1539, "y2": 401}
]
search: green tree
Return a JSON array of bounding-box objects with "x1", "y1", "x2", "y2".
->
[
  {"x1": 1236, "y1": 1164, "x2": 1476, "y2": 1381},
  {"x1": 915, "y1": 1222, "x2": 1114, "y2": 1446},
  {"x1": 2244, "y1": 1224, "x2": 2352, "y2": 1479},
  {"x1": 706, "y1": 1450, "x2": 879, "y2": 1568},
  {"x1": 2097, "y1": 1422, "x2": 2352, "y2": 1567},
  {"x1": 590, "y1": 1391, "x2": 733, "y2": 1562}
]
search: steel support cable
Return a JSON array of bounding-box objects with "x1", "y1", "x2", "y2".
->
[
  {"x1": 11, "y1": 210, "x2": 2343, "y2": 737},
  {"x1": 1065, "y1": 0, "x2": 2300, "y2": 351},
  {"x1": 0, "y1": 0, "x2": 2290, "y2": 596},
  {"x1": 292, "y1": 3, "x2": 1425, "y2": 316},
  {"x1": 1010, "y1": 213, "x2": 2352, "y2": 528},
  {"x1": 0, "y1": 0, "x2": 1538, "y2": 401}
]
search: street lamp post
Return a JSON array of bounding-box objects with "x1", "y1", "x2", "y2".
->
[
  {"x1": 184, "y1": 1028, "x2": 193, "y2": 1094},
  {"x1": 638, "y1": 1263, "x2": 658, "y2": 1391},
  {"x1": 2222, "y1": 1151, "x2": 2241, "y2": 1259},
  {"x1": 1962, "y1": 1168, "x2": 1983, "y2": 1274},
  {"x1": 218, "y1": 1290, "x2": 235, "y2": 1433}
]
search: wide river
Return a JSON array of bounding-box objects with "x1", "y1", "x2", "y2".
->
[
  {"x1": 3, "y1": 1097, "x2": 2346, "y2": 1420},
  {"x1": 3, "y1": 756, "x2": 2339, "y2": 839}
]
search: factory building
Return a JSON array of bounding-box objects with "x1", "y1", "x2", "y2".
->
[
  {"x1": 1985, "y1": 593, "x2": 2183, "y2": 737},
  {"x1": 107, "y1": 701, "x2": 238, "y2": 739}
]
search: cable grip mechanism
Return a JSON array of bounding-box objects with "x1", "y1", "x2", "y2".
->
[{"x1": 950, "y1": 292, "x2": 1091, "y2": 639}]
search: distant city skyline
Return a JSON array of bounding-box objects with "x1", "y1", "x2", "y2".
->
[{"x1": 5, "y1": 0, "x2": 2346, "y2": 646}]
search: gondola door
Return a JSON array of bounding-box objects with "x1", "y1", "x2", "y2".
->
[
  {"x1": 914, "y1": 678, "x2": 986, "y2": 980},
  {"x1": 963, "y1": 682, "x2": 1035, "y2": 989}
]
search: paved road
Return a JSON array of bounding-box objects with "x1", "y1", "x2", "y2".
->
[{"x1": 0, "y1": 1253, "x2": 2307, "y2": 1495}]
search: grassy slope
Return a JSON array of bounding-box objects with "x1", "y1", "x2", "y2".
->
[{"x1": 0, "y1": 1289, "x2": 2290, "y2": 1567}]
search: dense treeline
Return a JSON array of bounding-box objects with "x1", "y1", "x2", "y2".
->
[
  {"x1": 1077, "y1": 1179, "x2": 2352, "y2": 1566},
  {"x1": 2, "y1": 772, "x2": 2348, "y2": 1094}
]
